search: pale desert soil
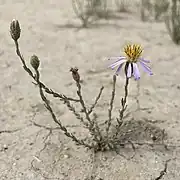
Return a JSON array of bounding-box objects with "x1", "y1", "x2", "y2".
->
[{"x1": 1, "y1": 0, "x2": 180, "y2": 180}]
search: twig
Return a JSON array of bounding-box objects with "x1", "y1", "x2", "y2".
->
[
  {"x1": 76, "y1": 81, "x2": 92, "y2": 125},
  {"x1": 63, "y1": 98, "x2": 89, "y2": 127},
  {"x1": 72, "y1": 0, "x2": 90, "y2": 27},
  {"x1": 0, "y1": 128, "x2": 21, "y2": 134},
  {"x1": 154, "y1": 159, "x2": 171, "y2": 180},
  {"x1": 14, "y1": 40, "x2": 79, "y2": 103},
  {"x1": 31, "y1": 120, "x2": 61, "y2": 131},
  {"x1": 106, "y1": 75, "x2": 116, "y2": 137},
  {"x1": 88, "y1": 86, "x2": 104, "y2": 115}
]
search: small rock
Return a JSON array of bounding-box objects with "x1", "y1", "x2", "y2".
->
[
  {"x1": 15, "y1": 155, "x2": 20, "y2": 160},
  {"x1": 64, "y1": 147, "x2": 69, "y2": 151},
  {"x1": 151, "y1": 134, "x2": 157, "y2": 141},
  {"x1": 63, "y1": 154, "x2": 69, "y2": 159},
  {"x1": 147, "y1": 110, "x2": 152, "y2": 114},
  {"x1": 3, "y1": 144, "x2": 8, "y2": 151},
  {"x1": 102, "y1": 157, "x2": 107, "y2": 161}
]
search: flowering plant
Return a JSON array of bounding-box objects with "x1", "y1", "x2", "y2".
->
[{"x1": 10, "y1": 19, "x2": 153, "y2": 152}]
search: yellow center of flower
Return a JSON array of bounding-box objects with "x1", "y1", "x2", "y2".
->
[{"x1": 124, "y1": 44, "x2": 143, "y2": 63}]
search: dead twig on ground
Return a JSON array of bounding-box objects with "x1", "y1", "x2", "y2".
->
[
  {"x1": 0, "y1": 128, "x2": 21, "y2": 134},
  {"x1": 154, "y1": 159, "x2": 171, "y2": 180}
]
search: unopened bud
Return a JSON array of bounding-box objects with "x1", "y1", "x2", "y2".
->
[
  {"x1": 10, "y1": 19, "x2": 21, "y2": 41},
  {"x1": 70, "y1": 67, "x2": 80, "y2": 83},
  {"x1": 30, "y1": 55, "x2": 40, "y2": 70}
]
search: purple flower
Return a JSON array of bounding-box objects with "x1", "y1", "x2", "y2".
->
[{"x1": 108, "y1": 44, "x2": 153, "y2": 80}]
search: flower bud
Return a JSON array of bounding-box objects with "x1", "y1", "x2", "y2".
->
[
  {"x1": 10, "y1": 19, "x2": 21, "y2": 41},
  {"x1": 30, "y1": 55, "x2": 40, "y2": 70}
]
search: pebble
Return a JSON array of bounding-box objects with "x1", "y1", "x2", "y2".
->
[
  {"x1": 2, "y1": 144, "x2": 8, "y2": 151},
  {"x1": 63, "y1": 154, "x2": 69, "y2": 159},
  {"x1": 102, "y1": 157, "x2": 107, "y2": 161},
  {"x1": 64, "y1": 147, "x2": 69, "y2": 151}
]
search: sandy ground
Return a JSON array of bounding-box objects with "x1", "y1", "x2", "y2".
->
[{"x1": 1, "y1": 0, "x2": 180, "y2": 180}]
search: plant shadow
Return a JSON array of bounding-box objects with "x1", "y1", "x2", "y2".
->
[{"x1": 109, "y1": 119, "x2": 167, "y2": 153}]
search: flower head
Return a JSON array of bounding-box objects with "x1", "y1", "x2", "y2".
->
[{"x1": 108, "y1": 44, "x2": 153, "y2": 80}]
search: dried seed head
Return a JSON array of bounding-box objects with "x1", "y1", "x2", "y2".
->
[
  {"x1": 70, "y1": 67, "x2": 80, "y2": 83},
  {"x1": 10, "y1": 19, "x2": 21, "y2": 41},
  {"x1": 30, "y1": 55, "x2": 40, "y2": 70}
]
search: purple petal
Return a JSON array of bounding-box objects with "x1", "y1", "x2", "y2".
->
[
  {"x1": 139, "y1": 60, "x2": 151, "y2": 69},
  {"x1": 108, "y1": 59, "x2": 126, "y2": 69},
  {"x1": 132, "y1": 63, "x2": 140, "y2": 80},
  {"x1": 139, "y1": 61, "x2": 153, "y2": 75},
  {"x1": 115, "y1": 63, "x2": 124, "y2": 75},
  {"x1": 108, "y1": 56, "x2": 126, "y2": 61},
  {"x1": 127, "y1": 63, "x2": 132, "y2": 78},
  {"x1": 108, "y1": 57, "x2": 126, "y2": 66},
  {"x1": 139, "y1": 57, "x2": 150, "y2": 63}
]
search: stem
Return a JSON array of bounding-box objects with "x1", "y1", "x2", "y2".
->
[
  {"x1": 76, "y1": 81, "x2": 102, "y2": 142},
  {"x1": 76, "y1": 82, "x2": 92, "y2": 125},
  {"x1": 88, "y1": 86, "x2": 104, "y2": 115},
  {"x1": 35, "y1": 69, "x2": 92, "y2": 148},
  {"x1": 106, "y1": 75, "x2": 116, "y2": 138},
  {"x1": 120, "y1": 76, "x2": 129, "y2": 119},
  {"x1": 115, "y1": 75, "x2": 129, "y2": 137},
  {"x1": 135, "y1": 80, "x2": 140, "y2": 110}
]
